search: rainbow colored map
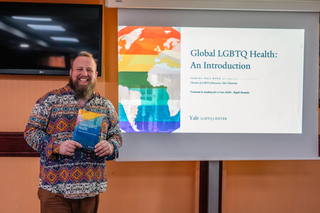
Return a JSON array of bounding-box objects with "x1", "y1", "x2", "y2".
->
[{"x1": 118, "y1": 26, "x2": 181, "y2": 133}]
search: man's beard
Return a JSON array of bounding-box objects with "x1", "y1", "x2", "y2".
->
[{"x1": 69, "y1": 76, "x2": 96, "y2": 100}]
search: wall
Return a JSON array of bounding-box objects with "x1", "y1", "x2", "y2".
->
[
  {"x1": 223, "y1": 160, "x2": 320, "y2": 213},
  {"x1": 0, "y1": 0, "x2": 198, "y2": 213},
  {"x1": 107, "y1": 0, "x2": 320, "y2": 11},
  {"x1": 0, "y1": 158, "x2": 198, "y2": 213},
  {"x1": 1, "y1": 0, "x2": 320, "y2": 213}
]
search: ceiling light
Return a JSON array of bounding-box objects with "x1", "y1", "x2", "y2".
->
[
  {"x1": 13, "y1": 16, "x2": 52, "y2": 21},
  {"x1": 27, "y1": 24, "x2": 65, "y2": 31},
  {"x1": 50, "y1": 37, "x2": 79, "y2": 42},
  {"x1": 20, "y1": 44, "x2": 29, "y2": 48}
]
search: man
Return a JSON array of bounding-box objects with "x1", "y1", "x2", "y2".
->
[{"x1": 24, "y1": 52, "x2": 122, "y2": 213}]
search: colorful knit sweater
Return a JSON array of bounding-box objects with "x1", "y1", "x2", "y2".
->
[{"x1": 24, "y1": 85, "x2": 122, "y2": 199}]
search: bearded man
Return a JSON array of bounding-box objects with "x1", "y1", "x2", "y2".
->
[{"x1": 24, "y1": 52, "x2": 122, "y2": 213}]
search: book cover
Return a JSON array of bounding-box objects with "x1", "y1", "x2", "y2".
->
[{"x1": 72, "y1": 109, "x2": 103, "y2": 150}]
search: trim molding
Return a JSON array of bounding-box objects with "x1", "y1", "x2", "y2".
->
[
  {"x1": 0, "y1": 132, "x2": 39, "y2": 157},
  {"x1": 1, "y1": 132, "x2": 320, "y2": 157}
]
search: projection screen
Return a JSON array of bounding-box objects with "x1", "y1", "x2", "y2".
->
[{"x1": 117, "y1": 9, "x2": 319, "y2": 161}]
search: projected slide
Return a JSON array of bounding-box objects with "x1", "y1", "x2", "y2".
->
[{"x1": 118, "y1": 26, "x2": 304, "y2": 133}]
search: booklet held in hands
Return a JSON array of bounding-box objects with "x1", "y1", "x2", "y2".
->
[{"x1": 72, "y1": 109, "x2": 103, "y2": 150}]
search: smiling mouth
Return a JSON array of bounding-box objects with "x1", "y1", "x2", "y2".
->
[{"x1": 78, "y1": 78, "x2": 89, "y2": 83}]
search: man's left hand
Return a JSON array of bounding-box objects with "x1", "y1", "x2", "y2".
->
[{"x1": 94, "y1": 140, "x2": 114, "y2": 157}]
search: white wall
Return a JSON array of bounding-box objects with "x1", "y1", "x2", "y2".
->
[{"x1": 107, "y1": 0, "x2": 320, "y2": 12}]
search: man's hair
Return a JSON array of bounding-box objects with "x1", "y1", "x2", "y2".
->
[
  {"x1": 71, "y1": 51, "x2": 97, "y2": 70},
  {"x1": 78, "y1": 51, "x2": 93, "y2": 58}
]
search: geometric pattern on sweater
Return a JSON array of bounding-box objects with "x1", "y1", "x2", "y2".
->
[
  {"x1": 24, "y1": 85, "x2": 122, "y2": 199},
  {"x1": 47, "y1": 116, "x2": 76, "y2": 135},
  {"x1": 40, "y1": 163, "x2": 107, "y2": 185}
]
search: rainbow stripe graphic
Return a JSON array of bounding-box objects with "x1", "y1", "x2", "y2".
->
[{"x1": 118, "y1": 26, "x2": 181, "y2": 133}]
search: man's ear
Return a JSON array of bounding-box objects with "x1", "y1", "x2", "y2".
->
[{"x1": 69, "y1": 69, "x2": 72, "y2": 76}]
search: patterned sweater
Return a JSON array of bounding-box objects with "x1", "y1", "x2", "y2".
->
[{"x1": 24, "y1": 85, "x2": 122, "y2": 199}]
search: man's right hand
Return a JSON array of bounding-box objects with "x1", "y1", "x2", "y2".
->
[{"x1": 59, "y1": 140, "x2": 82, "y2": 156}]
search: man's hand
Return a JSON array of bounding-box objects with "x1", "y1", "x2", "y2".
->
[
  {"x1": 95, "y1": 140, "x2": 114, "y2": 157},
  {"x1": 59, "y1": 140, "x2": 82, "y2": 156}
]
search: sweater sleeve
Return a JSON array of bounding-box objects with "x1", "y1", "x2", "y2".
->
[
  {"x1": 24, "y1": 96, "x2": 60, "y2": 158},
  {"x1": 103, "y1": 102, "x2": 123, "y2": 161}
]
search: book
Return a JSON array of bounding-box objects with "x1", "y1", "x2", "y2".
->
[{"x1": 72, "y1": 109, "x2": 103, "y2": 150}]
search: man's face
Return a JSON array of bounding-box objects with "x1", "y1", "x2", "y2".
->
[{"x1": 69, "y1": 56, "x2": 98, "y2": 100}]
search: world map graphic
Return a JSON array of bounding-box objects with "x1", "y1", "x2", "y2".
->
[{"x1": 118, "y1": 26, "x2": 181, "y2": 133}]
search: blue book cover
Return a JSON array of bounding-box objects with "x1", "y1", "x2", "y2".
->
[{"x1": 72, "y1": 109, "x2": 103, "y2": 150}]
